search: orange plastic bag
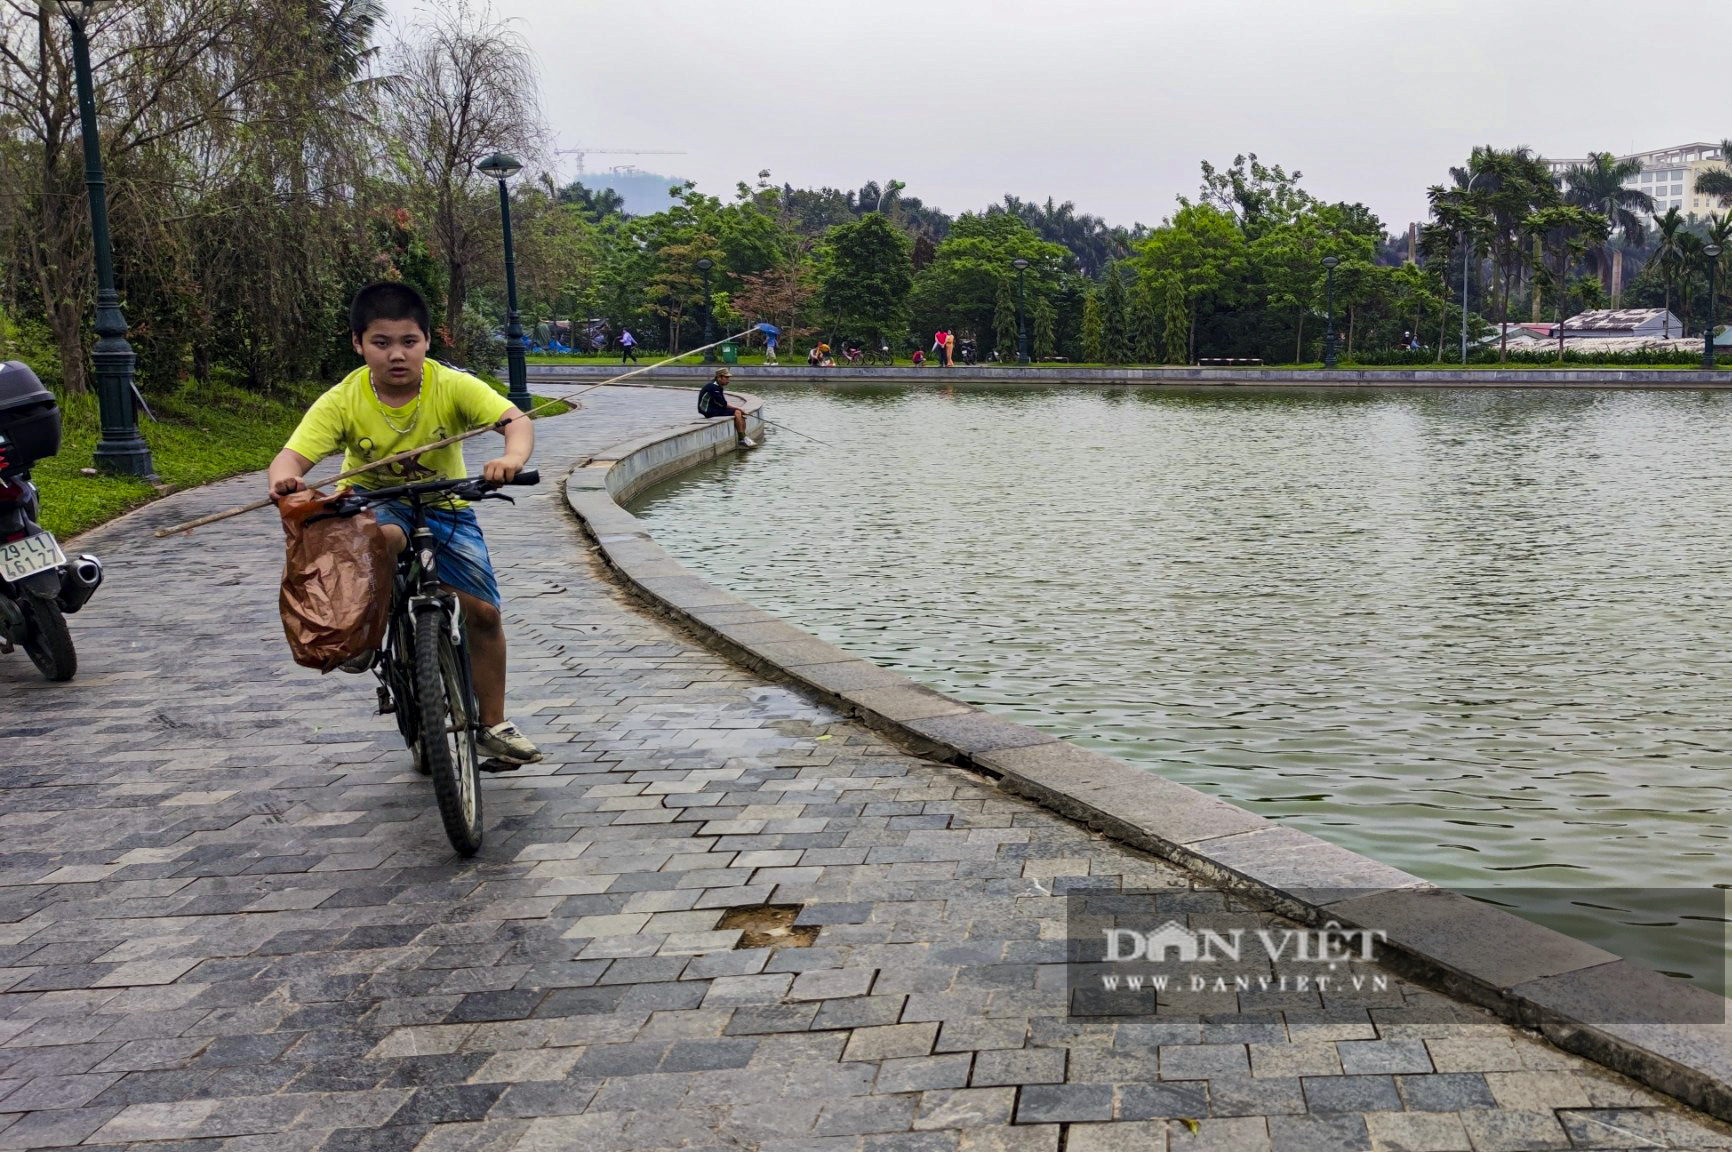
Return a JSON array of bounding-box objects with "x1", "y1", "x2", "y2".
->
[{"x1": 277, "y1": 490, "x2": 394, "y2": 673}]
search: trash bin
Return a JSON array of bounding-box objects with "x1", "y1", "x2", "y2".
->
[{"x1": 720, "y1": 342, "x2": 739, "y2": 365}]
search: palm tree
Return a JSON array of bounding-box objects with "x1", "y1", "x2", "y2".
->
[
  {"x1": 1677, "y1": 232, "x2": 1710, "y2": 338},
  {"x1": 1563, "y1": 153, "x2": 1654, "y2": 297},
  {"x1": 1468, "y1": 145, "x2": 1559, "y2": 360},
  {"x1": 1696, "y1": 140, "x2": 1732, "y2": 207},
  {"x1": 1651, "y1": 208, "x2": 1688, "y2": 338},
  {"x1": 1709, "y1": 214, "x2": 1732, "y2": 337}
]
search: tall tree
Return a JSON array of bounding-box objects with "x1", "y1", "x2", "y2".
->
[
  {"x1": 1081, "y1": 287, "x2": 1103, "y2": 362},
  {"x1": 1162, "y1": 279, "x2": 1188, "y2": 364},
  {"x1": 1562, "y1": 153, "x2": 1653, "y2": 295},
  {"x1": 1526, "y1": 204, "x2": 1610, "y2": 358},
  {"x1": 1650, "y1": 207, "x2": 1688, "y2": 338},
  {"x1": 818, "y1": 212, "x2": 913, "y2": 347},
  {"x1": 908, "y1": 212, "x2": 1068, "y2": 346},
  {"x1": 1131, "y1": 276, "x2": 1162, "y2": 363},
  {"x1": 387, "y1": 0, "x2": 541, "y2": 350},
  {"x1": 1465, "y1": 146, "x2": 1560, "y2": 361},
  {"x1": 991, "y1": 276, "x2": 1018, "y2": 359},
  {"x1": 0, "y1": 0, "x2": 375, "y2": 392},
  {"x1": 1101, "y1": 263, "x2": 1130, "y2": 363},
  {"x1": 1031, "y1": 293, "x2": 1056, "y2": 361}
]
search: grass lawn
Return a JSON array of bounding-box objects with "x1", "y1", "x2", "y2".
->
[{"x1": 35, "y1": 380, "x2": 572, "y2": 540}]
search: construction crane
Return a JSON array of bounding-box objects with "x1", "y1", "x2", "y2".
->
[{"x1": 554, "y1": 147, "x2": 685, "y2": 177}]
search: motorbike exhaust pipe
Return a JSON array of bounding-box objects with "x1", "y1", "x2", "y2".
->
[{"x1": 57, "y1": 554, "x2": 103, "y2": 614}]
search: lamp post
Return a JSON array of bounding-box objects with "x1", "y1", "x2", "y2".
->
[
  {"x1": 1012, "y1": 258, "x2": 1030, "y2": 364},
  {"x1": 1704, "y1": 243, "x2": 1722, "y2": 370},
  {"x1": 476, "y1": 152, "x2": 531, "y2": 411},
  {"x1": 696, "y1": 258, "x2": 715, "y2": 364},
  {"x1": 60, "y1": 1, "x2": 153, "y2": 477},
  {"x1": 1322, "y1": 256, "x2": 1340, "y2": 368},
  {"x1": 1460, "y1": 170, "x2": 1486, "y2": 365}
]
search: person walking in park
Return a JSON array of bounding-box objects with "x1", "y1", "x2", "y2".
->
[
  {"x1": 764, "y1": 329, "x2": 779, "y2": 365},
  {"x1": 698, "y1": 368, "x2": 753, "y2": 447},
  {"x1": 619, "y1": 328, "x2": 639, "y2": 363},
  {"x1": 266, "y1": 281, "x2": 543, "y2": 766}
]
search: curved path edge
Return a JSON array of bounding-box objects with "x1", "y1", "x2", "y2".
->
[{"x1": 563, "y1": 399, "x2": 1732, "y2": 1123}]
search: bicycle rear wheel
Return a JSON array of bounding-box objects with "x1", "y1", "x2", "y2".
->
[{"x1": 413, "y1": 605, "x2": 483, "y2": 855}]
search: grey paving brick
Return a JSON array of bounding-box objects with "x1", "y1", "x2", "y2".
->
[
  {"x1": 874, "y1": 1054, "x2": 974, "y2": 1093},
  {"x1": 1067, "y1": 1121, "x2": 1169, "y2": 1152},
  {"x1": 812, "y1": 996, "x2": 908, "y2": 1031},
  {"x1": 972, "y1": 1046, "x2": 1066, "y2": 1086},
  {"x1": 912, "y1": 1087, "x2": 1017, "y2": 1129},
  {"x1": 791, "y1": 968, "x2": 878, "y2": 1001},
  {"x1": 1116, "y1": 1080, "x2": 1209, "y2": 1120},
  {"x1": 661, "y1": 1037, "x2": 759, "y2": 1071},
  {"x1": 1266, "y1": 1113, "x2": 1371, "y2": 1152},
  {"x1": 817, "y1": 1094, "x2": 919, "y2": 1135},
  {"x1": 1394, "y1": 1072, "x2": 1497, "y2": 1112},
  {"x1": 1014, "y1": 1083, "x2": 1114, "y2": 1123},
  {"x1": 1300, "y1": 1074, "x2": 1400, "y2": 1114},
  {"x1": 844, "y1": 1022, "x2": 939, "y2": 1062},
  {"x1": 1335, "y1": 1038, "x2": 1434, "y2": 1076}
]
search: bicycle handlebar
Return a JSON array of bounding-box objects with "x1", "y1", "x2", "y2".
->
[{"x1": 322, "y1": 468, "x2": 541, "y2": 512}]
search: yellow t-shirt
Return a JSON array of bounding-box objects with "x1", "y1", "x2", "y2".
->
[{"x1": 285, "y1": 361, "x2": 514, "y2": 491}]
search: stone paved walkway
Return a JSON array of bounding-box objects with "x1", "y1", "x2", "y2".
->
[{"x1": 1, "y1": 385, "x2": 1728, "y2": 1151}]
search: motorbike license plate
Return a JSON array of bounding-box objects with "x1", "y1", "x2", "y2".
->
[{"x1": 0, "y1": 531, "x2": 65, "y2": 583}]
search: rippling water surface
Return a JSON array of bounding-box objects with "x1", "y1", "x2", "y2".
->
[{"x1": 633, "y1": 385, "x2": 1732, "y2": 975}]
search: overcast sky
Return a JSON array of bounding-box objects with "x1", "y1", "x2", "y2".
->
[{"x1": 381, "y1": 0, "x2": 1732, "y2": 232}]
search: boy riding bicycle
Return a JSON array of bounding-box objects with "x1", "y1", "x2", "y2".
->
[{"x1": 266, "y1": 282, "x2": 542, "y2": 766}]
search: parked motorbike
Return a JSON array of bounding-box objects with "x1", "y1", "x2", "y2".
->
[{"x1": 0, "y1": 361, "x2": 102, "y2": 682}]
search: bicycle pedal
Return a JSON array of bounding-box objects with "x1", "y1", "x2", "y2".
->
[
  {"x1": 478, "y1": 758, "x2": 521, "y2": 774},
  {"x1": 376, "y1": 686, "x2": 394, "y2": 715}
]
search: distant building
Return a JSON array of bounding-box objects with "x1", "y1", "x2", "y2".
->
[
  {"x1": 1548, "y1": 143, "x2": 1728, "y2": 218},
  {"x1": 1560, "y1": 308, "x2": 1683, "y2": 338}
]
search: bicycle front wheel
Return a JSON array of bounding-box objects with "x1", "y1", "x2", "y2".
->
[{"x1": 414, "y1": 605, "x2": 483, "y2": 855}]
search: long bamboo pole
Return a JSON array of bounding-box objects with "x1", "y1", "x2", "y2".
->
[{"x1": 154, "y1": 328, "x2": 756, "y2": 537}]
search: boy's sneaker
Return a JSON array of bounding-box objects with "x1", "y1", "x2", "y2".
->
[
  {"x1": 479, "y1": 720, "x2": 542, "y2": 764},
  {"x1": 739, "y1": 437, "x2": 756, "y2": 448}
]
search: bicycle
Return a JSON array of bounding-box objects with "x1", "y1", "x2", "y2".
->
[
  {"x1": 862, "y1": 344, "x2": 895, "y2": 366},
  {"x1": 317, "y1": 468, "x2": 539, "y2": 855}
]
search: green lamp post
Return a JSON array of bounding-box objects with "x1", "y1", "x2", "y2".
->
[
  {"x1": 1013, "y1": 258, "x2": 1030, "y2": 364},
  {"x1": 477, "y1": 152, "x2": 531, "y2": 410},
  {"x1": 1704, "y1": 243, "x2": 1722, "y2": 371},
  {"x1": 696, "y1": 258, "x2": 715, "y2": 364},
  {"x1": 1322, "y1": 256, "x2": 1340, "y2": 369},
  {"x1": 61, "y1": 0, "x2": 153, "y2": 477}
]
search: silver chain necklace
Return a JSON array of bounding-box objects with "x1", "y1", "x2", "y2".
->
[{"x1": 369, "y1": 370, "x2": 422, "y2": 436}]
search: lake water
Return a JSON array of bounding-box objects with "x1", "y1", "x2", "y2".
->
[{"x1": 632, "y1": 385, "x2": 1732, "y2": 983}]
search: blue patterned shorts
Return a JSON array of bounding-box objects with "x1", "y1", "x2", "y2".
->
[{"x1": 372, "y1": 501, "x2": 500, "y2": 609}]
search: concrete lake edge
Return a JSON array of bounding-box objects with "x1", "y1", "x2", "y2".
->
[
  {"x1": 531, "y1": 362, "x2": 1732, "y2": 389},
  {"x1": 558, "y1": 388, "x2": 1732, "y2": 1123}
]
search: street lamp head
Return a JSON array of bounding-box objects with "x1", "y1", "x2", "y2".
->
[
  {"x1": 1012, "y1": 258, "x2": 1029, "y2": 270},
  {"x1": 696, "y1": 257, "x2": 714, "y2": 272},
  {"x1": 1707, "y1": 244, "x2": 1723, "y2": 259},
  {"x1": 476, "y1": 153, "x2": 522, "y2": 181},
  {"x1": 1322, "y1": 256, "x2": 1340, "y2": 269}
]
